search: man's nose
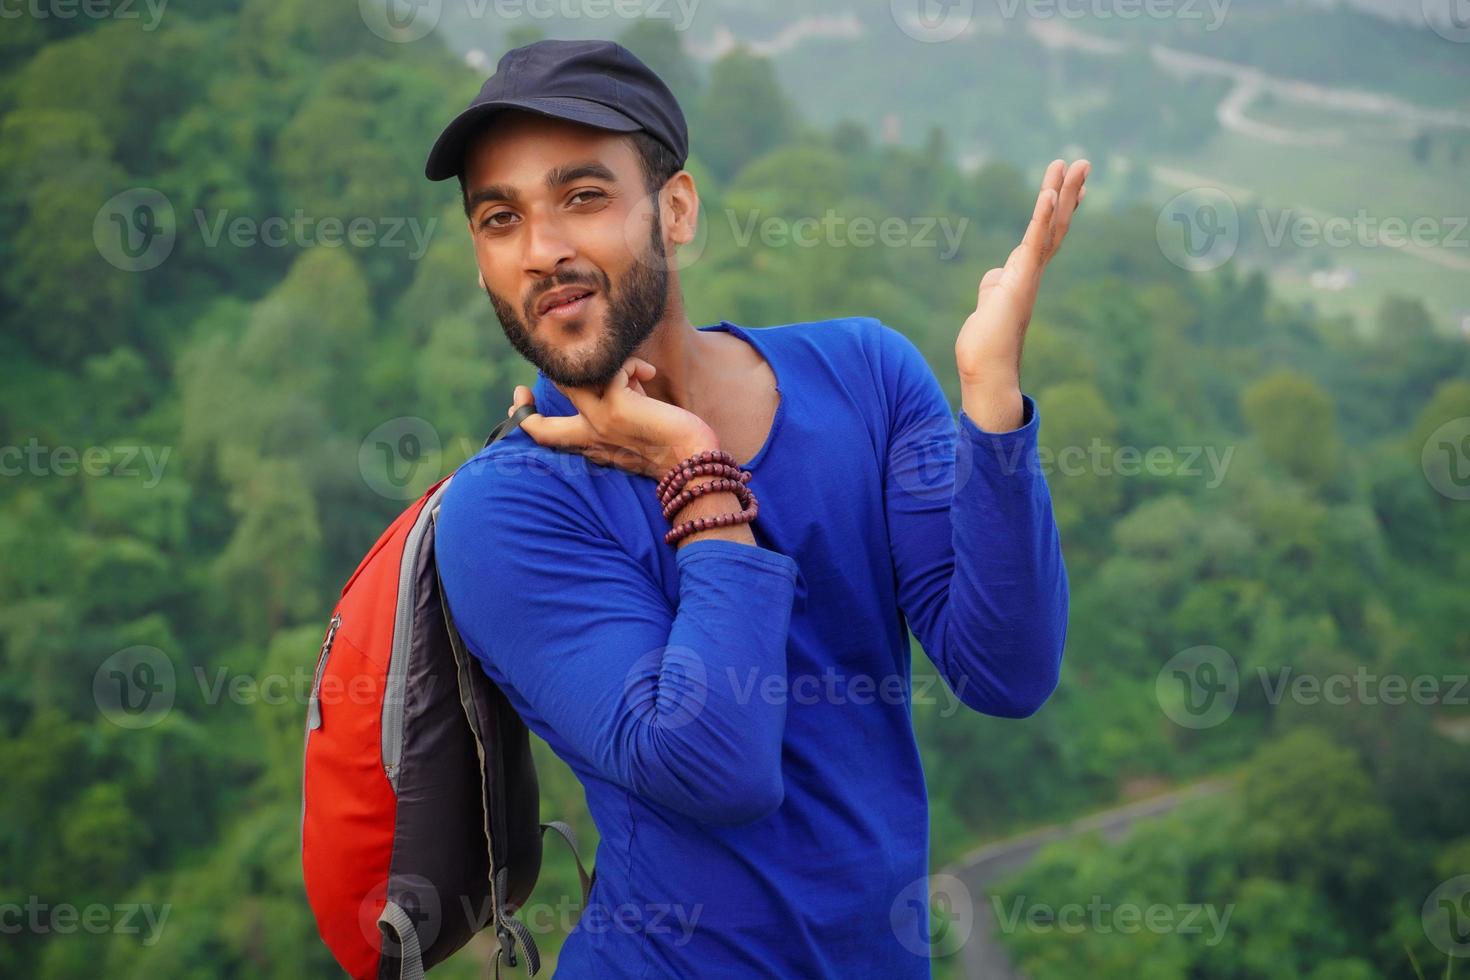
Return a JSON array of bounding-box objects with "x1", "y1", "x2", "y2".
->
[{"x1": 521, "y1": 215, "x2": 577, "y2": 280}]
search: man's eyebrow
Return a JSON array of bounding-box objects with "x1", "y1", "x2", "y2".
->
[
  {"x1": 546, "y1": 160, "x2": 618, "y2": 189},
  {"x1": 465, "y1": 160, "x2": 619, "y2": 213}
]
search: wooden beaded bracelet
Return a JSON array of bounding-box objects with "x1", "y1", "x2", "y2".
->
[
  {"x1": 656, "y1": 449, "x2": 742, "y2": 498},
  {"x1": 661, "y1": 476, "x2": 754, "y2": 522},
  {"x1": 658, "y1": 463, "x2": 749, "y2": 508},
  {"x1": 664, "y1": 497, "x2": 759, "y2": 547},
  {"x1": 656, "y1": 448, "x2": 759, "y2": 546}
]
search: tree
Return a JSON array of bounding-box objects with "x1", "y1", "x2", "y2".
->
[
  {"x1": 697, "y1": 47, "x2": 797, "y2": 184},
  {"x1": 1241, "y1": 369, "x2": 1341, "y2": 490},
  {"x1": 1237, "y1": 728, "x2": 1395, "y2": 912},
  {"x1": 1036, "y1": 380, "x2": 1123, "y2": 536}
]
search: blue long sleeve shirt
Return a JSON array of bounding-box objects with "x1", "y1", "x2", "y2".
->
[{"x1": 434, "y1": 315, "x2": 1068, "y2": 978}]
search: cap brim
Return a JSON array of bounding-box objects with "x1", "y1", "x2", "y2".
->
[{"x1": 424, "y1": 96, "x2": 643, "y2": 181}]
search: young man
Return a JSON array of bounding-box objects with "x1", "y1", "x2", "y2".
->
[{"x1": 429, "y1": 38, "x2": 1081, "y2": 978}]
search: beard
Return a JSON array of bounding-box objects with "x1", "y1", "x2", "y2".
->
[{"x1": 483, "y1": 207, "x2": 670, "y2": 390}]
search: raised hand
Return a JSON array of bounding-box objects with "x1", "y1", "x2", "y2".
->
[{"x1": 956, "y1": 158, "x2": 1089, "y2": 431}]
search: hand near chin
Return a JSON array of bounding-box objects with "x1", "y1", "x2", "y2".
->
[{"x1": 505, "y1": 357, "x2": 719, "y2": 480}]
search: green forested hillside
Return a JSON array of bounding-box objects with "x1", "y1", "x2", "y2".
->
[{"x1": 1, "y1": 3, "x2": 1467, "y2": 978}]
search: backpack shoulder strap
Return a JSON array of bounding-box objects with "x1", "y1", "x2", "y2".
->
[
  {"x1": 539, "y1": 820, "x2": 595, "y2": 905},
  {"x1": 483, "y1": 404, "x2": 538, "y2": 449}
]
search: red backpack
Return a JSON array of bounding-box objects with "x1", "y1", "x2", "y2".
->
[{"x1": 302, "y1": 405, "x2": 593, "y2": 979}]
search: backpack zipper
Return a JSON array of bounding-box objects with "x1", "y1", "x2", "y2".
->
[
  {"x1": 381, "y1": 481, "x2": 454, "y2": 789},
  {"x1": 307, "y1": 613, "x2": 342, "y2": 731},
  {"x1": 302, "y1": 610, "x2": 342, "y2": 850}
]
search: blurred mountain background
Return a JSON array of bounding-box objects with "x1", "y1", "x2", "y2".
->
[{"x1": 1, "y1": 1, "x2": 1467, "y2": 977}]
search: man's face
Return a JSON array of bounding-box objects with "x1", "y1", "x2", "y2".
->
[{"x1": 462, "y1": 111, "x2": 671, "y2": 390}]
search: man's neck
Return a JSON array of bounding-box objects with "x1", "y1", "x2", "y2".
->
[
  {"x1": 631, "y1": 311, "x2": 779, "y2": 468},
  {"x1": 631, "y1": 303, "x2": 714, "y2": 413}
]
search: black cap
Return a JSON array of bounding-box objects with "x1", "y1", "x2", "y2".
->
[{"x1": 424, "y1": 38, "x2": 689, "y2": 182}]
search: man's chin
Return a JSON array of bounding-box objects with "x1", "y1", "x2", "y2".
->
[{"x1": 532, "y1": 329, "x2": 623, "y2": 389}]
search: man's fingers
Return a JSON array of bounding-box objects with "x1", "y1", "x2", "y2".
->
[
  {"x1": 976, "y1": 267, "x2": 1005, "y2": 302},
  {"x1": 1016, "y1": 185, "x2": 1058, "y2": 275},
  {"x1": 1033, "y1": 158, "x2": 1066, "y2": 256},
  {"x1": 504, "y1": 383, "x2": 602, "y2": 455},
  {"x1": 507, "y1": 384, "x2": 534, "y2": 418},
  {"x1": 630, "y1": 358, "x2": 658, "y2": 396},
  {"x1": 597, "y1": 356, "x2": 658, "y2": 399},
  {"x1": 553, "y1": 379, "x2": 599, "y2": 417},
  {"x1": 1041, "y1": 158, "x2": 1065, "y2": 198},
  {"x1": 519, "y1": 411, "x2": 592, "y2": 450},
  {"x1": 613, "y1": 357, "x2": 657, "y2": 394},
  {"x1": 1051, "y1": 159, "x2": 1089, "y2": 249},
  {"x1": 628, "y1": 357, "x2": 657, "y2": 384}
]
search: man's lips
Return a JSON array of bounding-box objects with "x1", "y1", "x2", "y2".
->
[
  {"x1": 536, "y1": 286, "x2": 596, "y2": 316},
  {"x1": 538, "y1": 293, "x2": 596, "y2": 323}
]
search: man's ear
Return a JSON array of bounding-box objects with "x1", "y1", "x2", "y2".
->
[
  {"x1": 665, "y1": 170, "x2": 699, "y2": 246},
  {"x1": 465, "y1": 216, "x2": 487, "y2": 290}
]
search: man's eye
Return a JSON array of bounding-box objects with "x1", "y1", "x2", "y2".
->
[
  {"x1": 569, "y1": 190, "x2": 605, "y2": 205},
  {"x1": 482, "y1": 211, "x2": 514, "y2": 229}
]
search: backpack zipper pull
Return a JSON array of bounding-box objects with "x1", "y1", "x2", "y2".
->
[{"x1": 308, "y1": 613, "x2": 343, "y2": 730}]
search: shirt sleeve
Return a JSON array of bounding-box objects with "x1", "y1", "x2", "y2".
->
[
  {"x1": 434, "y1": 451, "x2": 801, "y2": 826},
  {"x1": 876, "y1": 321, "x2": 1069, "y2": 717}
]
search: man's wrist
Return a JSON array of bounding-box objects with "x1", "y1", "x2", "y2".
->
[
  {"x1": 674, "y1": 440, "x2": 721, "y2": 461},
  {"x1": 675, "y1": 418, "x2": 720, "y2": 455},
  {"x1": 650, "y1": 426, "x2": 721, "y2": 480},
  {"x1": 960, "y1": 379, "x2": 1025, "y2": 433}
]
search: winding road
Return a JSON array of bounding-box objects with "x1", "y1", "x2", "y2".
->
[{"x1": 941, "y1": 778, "x2": 1234, "y2": 979}]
